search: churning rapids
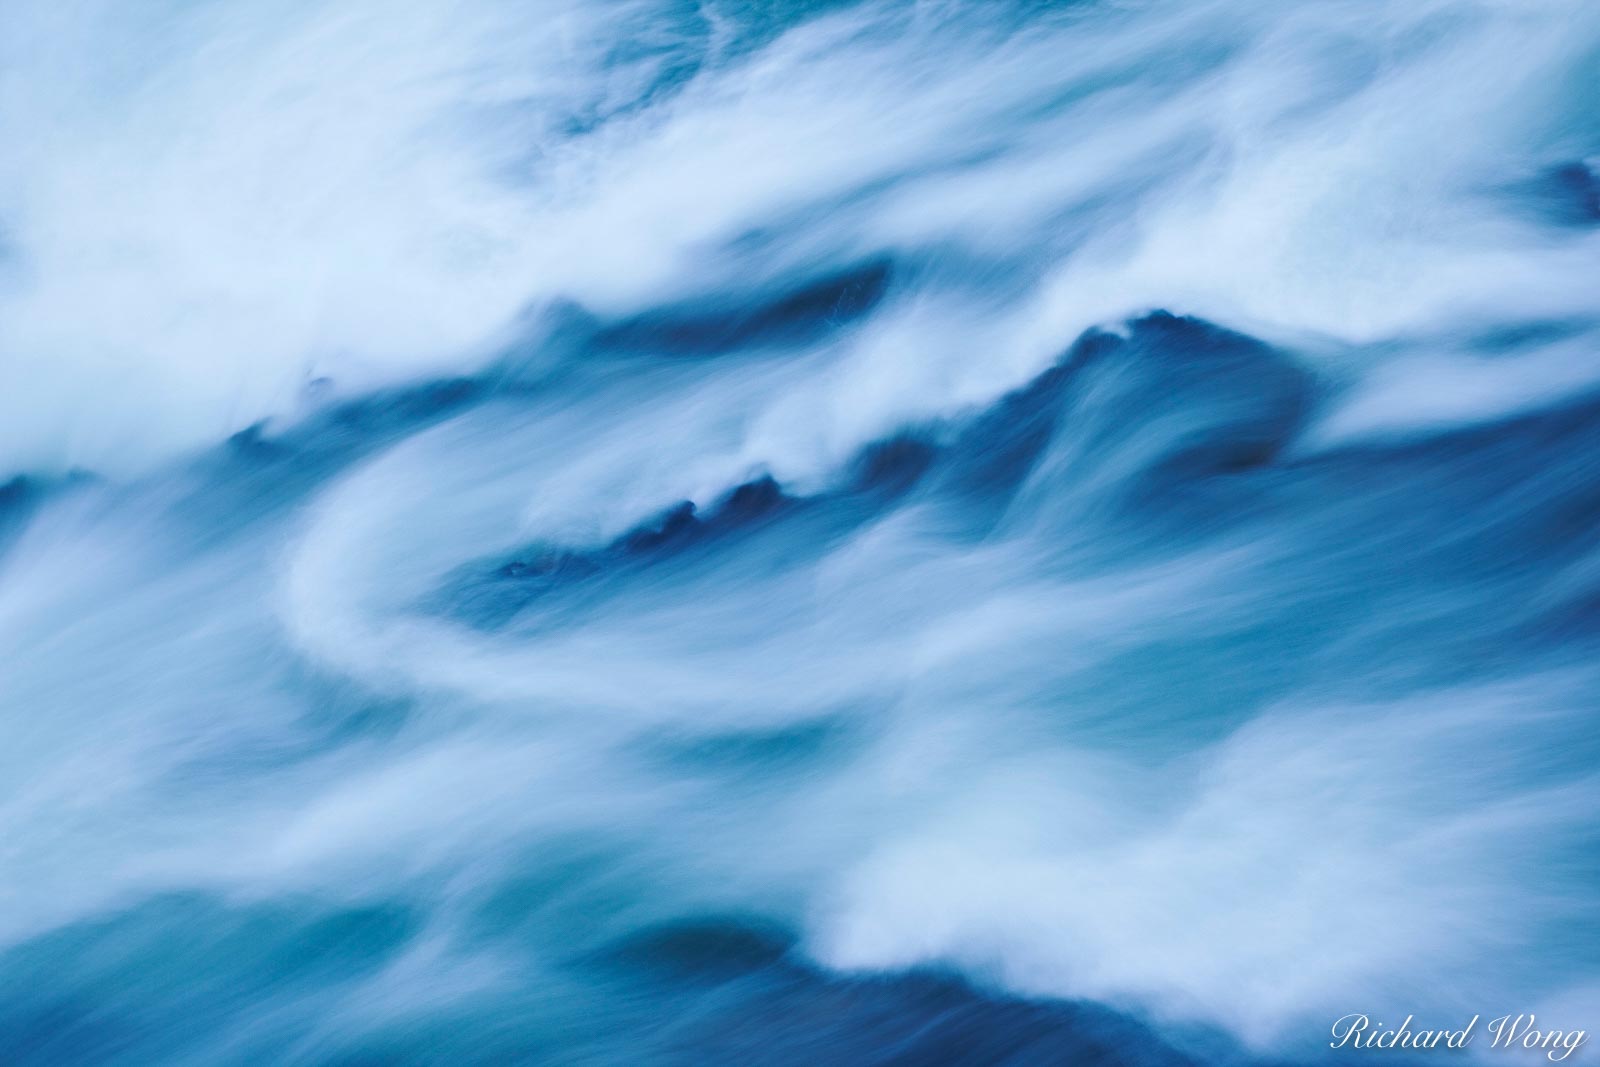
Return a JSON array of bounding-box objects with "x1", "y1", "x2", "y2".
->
[{"x1": 3, "y1": 1, "x2": 1600, "y2": 1064}]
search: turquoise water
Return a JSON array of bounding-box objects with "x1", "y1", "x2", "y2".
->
[{"x1": 2, "y1": 1, "x2": 1599, "y2": 1063}]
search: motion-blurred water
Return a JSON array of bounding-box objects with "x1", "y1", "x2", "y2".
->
[{"x1": 3, "y1": 1, "x2": 1600, "y2": 1063}]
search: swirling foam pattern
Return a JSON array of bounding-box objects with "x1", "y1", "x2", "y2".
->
[{"x1": 2, "y1": 0, "x2": 1599, "y2": 1064}]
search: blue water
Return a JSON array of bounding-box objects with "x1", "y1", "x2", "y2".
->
[{"x1": 2, "y1": 1, "x2": 1599, "y2": 1064}]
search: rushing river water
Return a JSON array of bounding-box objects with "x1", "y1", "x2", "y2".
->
[{"x1": 3, "y1": 1, "x2": 1599, "y2": 1063}]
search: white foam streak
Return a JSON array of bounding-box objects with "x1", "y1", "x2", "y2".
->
[{"x1": 6, "y1": 0, "x2": 1600, "y2": 474}]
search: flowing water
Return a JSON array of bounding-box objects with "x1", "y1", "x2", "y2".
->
[{"x1": 3, "y1": 1, "x2": 1600, "y2": 1063}]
